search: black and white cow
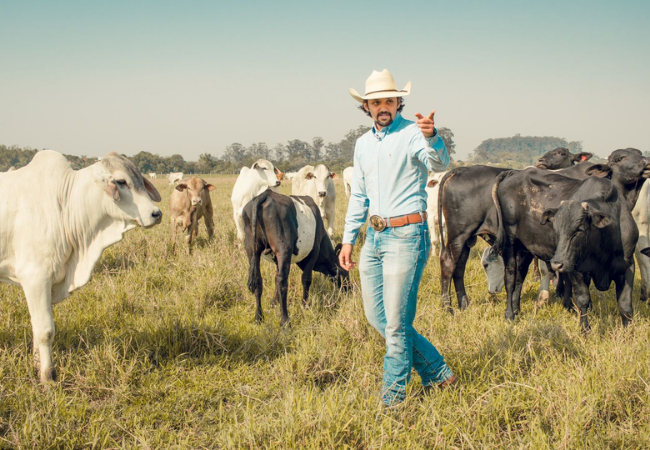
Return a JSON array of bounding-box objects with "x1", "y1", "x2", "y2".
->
[
  {"x1": 491, "y1": 148, "x2": 650, "y2": 328},
  {"x1": 243, "y1": 189, "x2": 349, "y2": 325}
]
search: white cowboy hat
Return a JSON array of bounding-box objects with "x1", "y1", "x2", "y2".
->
[{"x1": 349, "y1": 69, "x2": 411, "y2": 103}]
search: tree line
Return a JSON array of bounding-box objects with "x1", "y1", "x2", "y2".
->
[{"x1": 2, "y1": 128, "x2": 613, "y2": 175}]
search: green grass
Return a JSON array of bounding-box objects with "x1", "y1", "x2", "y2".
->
[{"x1": 1, "y1": 176, "x2": 650, "y2": 449}]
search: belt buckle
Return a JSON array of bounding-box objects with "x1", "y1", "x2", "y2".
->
[{"x1": 370, "y1": 215, "x2": 387, "y2": 232}]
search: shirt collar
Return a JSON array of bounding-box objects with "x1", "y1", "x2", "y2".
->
[{"x1": 372, "y1": 113, "x2": 403, "y2": 141}]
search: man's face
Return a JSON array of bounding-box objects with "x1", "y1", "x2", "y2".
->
[{"x1": 364, "y1": 97, "x2": 400, "y2": 130}]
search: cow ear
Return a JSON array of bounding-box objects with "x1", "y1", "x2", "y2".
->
[
  {"x1": 175, "y1": 183, "x2": 188, "y2": 192},
  {"x1": 274, "y1": 168, "x2": 283, "y2": 180},
  {"x1": 641, "y1": 247, "x2": 650, "y2": 257},
  {"x1": 427, "y1": 179, "x2": 439, "y2": 188},
  {"x1": 541, "y1": 208, "x2": 557, "y2": 225},
  {"x1": 330, "y1": 172, "x2": 338, "y2": 179},
  {"x1": 574, "y1": 152, "x2": 593, "y2": 162},
  {"x1": 143, "y1": 177, "x2": 161, "y2": 202},
  {"x1": 590, "y1": 210, "x2": 612, "y2": 228},
  {"x1": 585, "y1": 164, "x2": 611, "y2": 178},
  {"x1": 252, "y1": 162, "x2": 260, "y2": 169},
  {"x1": 205, "y1": 183, "x2": 216, "y2": 192}
]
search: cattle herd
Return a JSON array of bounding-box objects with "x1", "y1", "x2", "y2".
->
[{"x1": 1, "y1": 146, "x2": 649, "y2": 382}]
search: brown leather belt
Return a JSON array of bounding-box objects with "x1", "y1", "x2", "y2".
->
[{"x1": 369, "y1": 211, "x2": 427, "y2": 232}]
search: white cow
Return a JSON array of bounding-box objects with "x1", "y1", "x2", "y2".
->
[
  {"x1": 292, "y1": 164, "x2": 337, "y2": 238},
  {"x1": 168, "y1": 172, "x2": 183, "y2": 185},
  {"x1": 231, "y1": 159, "x2": 283, "y2": 241},
  {"x1": 342, "y1": 166, "x2": 354, "y2": 198},
  {"x1": 148, "y1": 172, "x2": 157, "y2": 179},
  {"x1": 425, "y1": 171, "x2": 449, "y2": 254},
  {"x1": 633, "y1": 181, "x2": 650, "y2": 304},
  {"x1": 0, "y1": 150, "x2": 162, "y2": 382}
]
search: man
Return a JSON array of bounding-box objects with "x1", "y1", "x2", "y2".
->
[{"x1": 339, "y1": 69, "x2": 455, "y2": 407}]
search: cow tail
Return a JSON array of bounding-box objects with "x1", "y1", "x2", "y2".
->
[
  {"x1": 247, "y1": 189, "x2": 271, "y2": 294},
  {"x1": 437, "y1": 171, "x2": 453, "y2": 249},
  {"x1": 490, "y1": 171, "x2": 512, "y2": 258}
]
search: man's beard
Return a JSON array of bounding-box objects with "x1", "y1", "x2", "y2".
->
[{"x1": 375, "y1": 112, "x2": 393, "y2": 128}]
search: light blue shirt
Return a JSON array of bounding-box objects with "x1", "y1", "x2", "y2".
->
[{"x1": 342, "y1": 113, "x2": 449, "y2": 245}]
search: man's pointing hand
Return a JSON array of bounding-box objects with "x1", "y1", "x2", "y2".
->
[{"x1": 415, "y1": 110, "x2": 436, "y2": 138}]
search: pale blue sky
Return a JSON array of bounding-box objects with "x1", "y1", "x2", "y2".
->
[{"x1": 1, "y1": 0, "x2": 649, "y2": 161}]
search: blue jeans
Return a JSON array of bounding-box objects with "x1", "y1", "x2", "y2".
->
[{"x1": 359, "y1": 221, "x2": 453, "y2": 406}]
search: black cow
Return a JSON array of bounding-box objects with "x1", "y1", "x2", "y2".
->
[
  {"x1": 491, "y1": 148, "x2": 650, "y2": 328},
  {"x1": 438, "y1": 159, "x2": 595, "y2": 311},
  {"x1": 243, "y1": 189, "x2": 349, "y2": 325},
  {"x1": 534, "y1": 147, "x2": 593, "y2": 169}
]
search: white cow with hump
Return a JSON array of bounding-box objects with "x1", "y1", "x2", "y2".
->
[
  {"x1": 292, "y1": 164, "x2": 337, "y2": 238},
  {"x1": 0, "y1": 150, "x2": 162, "y2": 382},
  {"x1": 342, "y1": 166, "x2": 354, "y2": 198},
  {"x1": 231, "y1": 159, "x2": 283, "y2": 241}
]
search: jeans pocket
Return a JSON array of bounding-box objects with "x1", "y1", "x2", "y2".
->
[{"x1": 391, "y1": 223, "x2": 420, "y2": 239}]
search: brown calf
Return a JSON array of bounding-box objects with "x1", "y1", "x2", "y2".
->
[{"x1": 170, "y1": 177, "x2": 216, "y2": 254}]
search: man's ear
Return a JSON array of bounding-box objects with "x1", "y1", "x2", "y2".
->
[{"x1": 363, "y1": 101, "x2": 369, "y2": 112}]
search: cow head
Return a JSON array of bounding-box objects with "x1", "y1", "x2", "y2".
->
[
  {"x1": 175, "y1": 177, "x2": 215, "y2": 207},
  {"x1": 481, "y1": 247, "x2": 504, "y2": 294},
  {"x1": 545, "y1": 200, "x2": 612, "y2": 273},
  {"x1": 585, "y1": 148, "x2": 649, "y2": 183},
  {"x1": 252, "y1": 159, "x2": 282, "y2": 188},
  {"x1": 305, "y1": 164, "x2": 336, "y2": 200},
  {"x1": 535, "y1": 147, "x2": 594, "y2": 170},
  {"x1": 94, "y1": 152, "x2": 162, "y2": 228}
]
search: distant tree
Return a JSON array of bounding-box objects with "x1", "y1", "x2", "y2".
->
[
  {"x1": 437, "y1": 127, "x2": 456, "y2": 155},
  {"x1": 196, "y1": 153, "x2": 217, "y2": 174},
  {"x1": 223, "y1": 143, "x2": 248, "y2": 165},
  {"x1": 470, "y1": 135, "x2": 584, "y2": 165},
  {"x1": 130, "y1": 151, "x2": 160, "y2": 173},
  {"x1": 248, "y1": 142, "x2": 271, "y2": 160},
  {"x1": 312, "y1": 137, "x2": 324, "y2": 161}
]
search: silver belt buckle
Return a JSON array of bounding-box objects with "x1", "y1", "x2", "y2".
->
[{"x1": 370, "y1": 215, "x2": 387, "y2": 232}]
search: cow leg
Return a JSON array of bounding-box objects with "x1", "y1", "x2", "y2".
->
[
  {"x1": 532, "y1": 257, "x2": 541, "y2": 281},
  {"x1": 567, "y1": 272, "x2": 591, "y2": 332},
  {"x1": 326, "y1": 209, "x2": 335, "y2": 239},
  {"x1": 502, "y1": 244, "x2": 518, "y2": 321},
  {"x1": 439, "y1": 245, "x2": 456, "y2": 312},
  {"x1": 300, "y1": 269, "x2": 314, "y2": 306},
  {"x1": 452, "y1": 246, "x2": 471, "y2": 310},
  {"x1": 22, "y1": 278, "x2": 56, "y2": 382},
  {"x1": 635, "y1": 243, "x2": 650, "y2": 304},
  {"x1": 536, "y1": 261, "x2": 551, "y2": 307},
  {"x1": 275, "y1": 254, "x2": 292, "y2": 326},
  {"x1": 615, "y1": 263, "x2": 635, "y2": 327},
  {"x1": 511, "y1": 249, "x2": 533, "y2": 318},
  {"x1": 204, "y1": 206, "x2": 215, "y2": 240},
  {"x1": 234, "y1": 208, "x2": 246, "y2": 241}
]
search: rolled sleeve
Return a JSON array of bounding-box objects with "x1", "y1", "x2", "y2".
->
[{"x1": 413, "y1": 128, "x2": 449, "y2": 172}]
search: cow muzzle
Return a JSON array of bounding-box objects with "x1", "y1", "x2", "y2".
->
[
  {"x1": 550, "y1": 261, "x2": 564, "y2": 272},
  {"x1": 318, "y1": 191, "x2": 327, "y2": 197}
]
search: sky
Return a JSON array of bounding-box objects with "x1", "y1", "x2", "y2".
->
[{"x1": 1, "y1": 0, "x2": 649, "y2": 162}]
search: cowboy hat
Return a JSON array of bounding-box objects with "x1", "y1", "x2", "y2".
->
[{"x1": 349, "y1": 69, "x2": 411, "y2": 103}]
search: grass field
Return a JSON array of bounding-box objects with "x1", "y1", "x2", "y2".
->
[{"x1": 1, "y1": 175, "x2": 650, "y2": 449}]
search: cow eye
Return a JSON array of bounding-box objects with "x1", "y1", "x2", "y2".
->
[{"x1": 115, "y1": 179, "x2": 128, "y2": 187}]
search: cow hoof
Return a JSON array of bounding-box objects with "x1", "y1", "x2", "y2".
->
[
  {"x1": 254, "y1": 314, "x2": 264, "y2": 324},
  {"x1": 536, "y1": 290, "x2": 550, "y2": 308},
  {"x1": 459, "y1": 298, "x2": 470, "y2": 310},
  {"x1": 505, "y1": 311, "x2": 516, "y2": 322},
  {"x1": 39, "y1": 367, "x2": 57, "y2": 383}
]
